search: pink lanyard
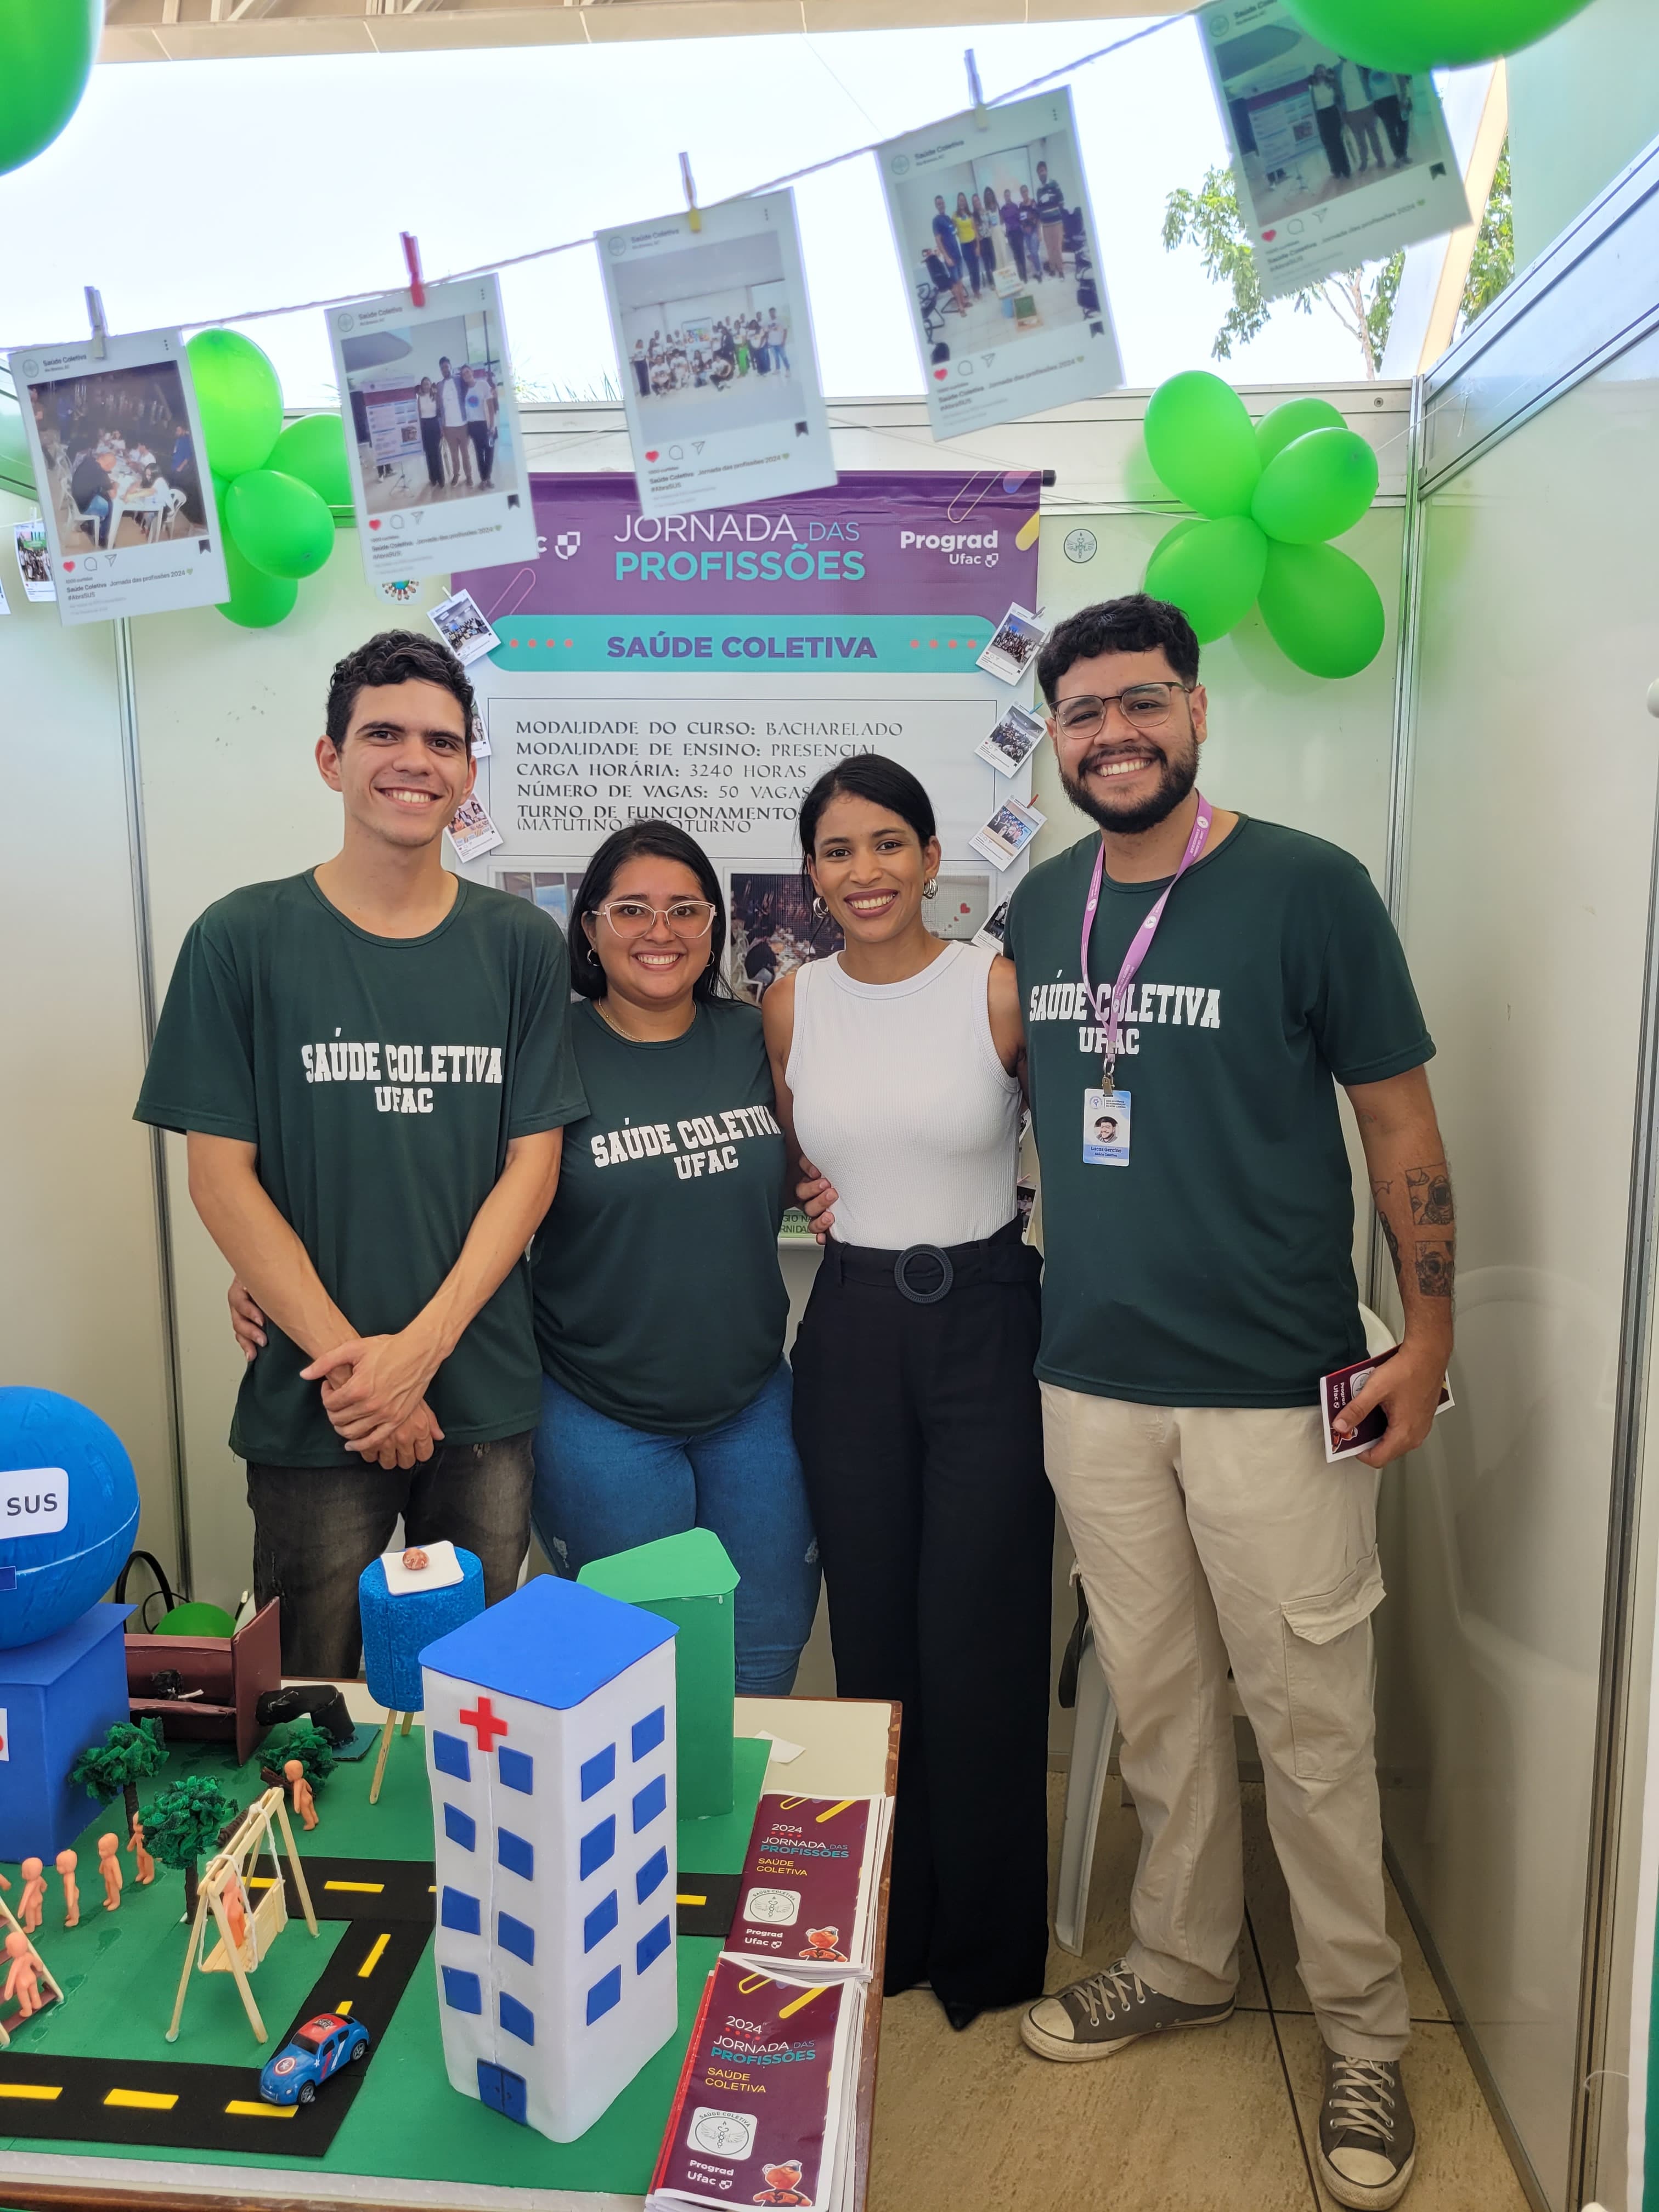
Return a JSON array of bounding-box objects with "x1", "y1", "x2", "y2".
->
[{"x1": 1081, "y1": 792, "x2": 1212, "y2": 1090}]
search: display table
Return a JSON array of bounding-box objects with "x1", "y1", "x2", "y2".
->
[{"x1": 0, "y1": 1689, "x2": 898, "y2": 2212}]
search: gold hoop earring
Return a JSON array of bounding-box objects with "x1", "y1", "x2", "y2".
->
[{"x1": 923, "y1": 877, "x2": 938, "y2": 900}]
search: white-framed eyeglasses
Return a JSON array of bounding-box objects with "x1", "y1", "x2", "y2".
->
[{"x1": 591, "y1": 898, "x2": 717, "y2": 940}]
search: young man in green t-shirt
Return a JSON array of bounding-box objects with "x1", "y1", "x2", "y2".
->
[
  {"x1": 136, "y1": 631, "x2": 586, "y2": 1678},
  {"x1": 1006, "y1": 596, "x2": 1452, "y2": 2212}
]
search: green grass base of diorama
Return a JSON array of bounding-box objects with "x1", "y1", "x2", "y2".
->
[{"x1": 1, "y1": 1726, "x2": 770, "y2": 2194}]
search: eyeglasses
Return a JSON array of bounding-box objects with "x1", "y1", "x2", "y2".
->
[
  {"x1": 1052, "y1": 683, "x2": 1192, "y2": 741},
  {"x1": 592, "y1": 898, "x2": 717, "y2": 940}
]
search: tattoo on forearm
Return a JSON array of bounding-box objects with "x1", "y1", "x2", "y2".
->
[
  {"x1": 1414, "y1": 1239, "x2": 1455, "y2": 1298},
  {"x1": 1378, "y1": 1211, "x2": 1402, "y2": 1276},
  {"x1": 1406, "y1": 1164, "x2": 1454, "y2": 1226}
]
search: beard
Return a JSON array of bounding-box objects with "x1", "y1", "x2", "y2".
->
[{"x1": 1059, "y1": 733, "x2": 1199, "y2": 836}]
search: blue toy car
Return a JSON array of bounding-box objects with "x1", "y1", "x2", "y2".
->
[{"x1": 259, "y1": 2011, "x2": 370, "y2": 2104}]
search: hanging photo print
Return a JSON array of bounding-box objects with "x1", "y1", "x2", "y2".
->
[
  {"x1": 1198, "y1": 0, "x2": 1470, "y2": 298},
  {"x1": 597, "y1": 188, "x2": 835, "y2": 518},
  {"x1": 327, "y1": 271, "x2": 539, "y2": 587},
  {"x1": 978, "y1": 601, "x2": 1049, "y2": 684},
  {"x1": 14, "y1": 521, "x2": 55, "y2": 601},
  {"x1": 977, "y1": 702, "x2": 1046, "y2": 775},
  {"x1": 876, "y1": 87, "x2": 1124, "y2": 441},
  {"x1": 5, "y1": 325, "x2": 228, "y2": 627}
]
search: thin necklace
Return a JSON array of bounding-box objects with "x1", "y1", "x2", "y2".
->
[{"x1": 595, "y1": 995, "x2": 694, "y2": 1042}]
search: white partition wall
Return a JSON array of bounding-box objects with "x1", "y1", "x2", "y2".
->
[{"x1": 1375, "y1": 141, "x2": 1659, "y2": 2212}]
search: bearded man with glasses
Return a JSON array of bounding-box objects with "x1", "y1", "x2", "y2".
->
[{"x1": 1005, "y1": 595, "x2": 1452, "y2": 2211}]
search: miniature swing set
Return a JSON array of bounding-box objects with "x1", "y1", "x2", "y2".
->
[
  {"x1": 0, "y1": 1891, "x2": 65, "y2": 2047},
  {"x1": 165, "y1": 1785, "x2": 318, "y2": 2046}
]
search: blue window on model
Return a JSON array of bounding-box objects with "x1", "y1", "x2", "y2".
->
[
  {"x1": 499, "y1": 1911, "x2": 535, "y2": 1966},
  {"x1": 498, "y1": 1827, "x2": 535, "y2": 1881},
  {"x1": 631, "y1": 1707, "x2": 666, "y2": 1760},
  {"x1": 632, "y1": 1774, "x2": 667, "y2": 1832},
  {"x1": 636, "y1": 1916, "x2": 672, "y2": 1973},
  {"x1": 499, "y1": 1991, "x2": 535, "y2": 2045},
  {"x1": 586, "y1": 1967, "x2": 622, "y2": 2024},
  {"x1": 443, "y1": 1803, "x2": 477, "y2": 1852},
  {"x1": 584, "y1": 1891, "x2": 619, "y2": 1951},
  {"x1": 441, "y1": 1887, "x2": 481, "y2": 1935},
  {"x1": 580, "y1": 1815, "x2": 616, "y2": 1878},
  {"x1": 636, "y1": 1847, "x2": 669, "y2": 1904},
  {"x1": 442, "y1": 1966, "x2": 482, "y2": 2014},
  {"x1": 498, "y1": 1745, "x2": 534, "y2": 1795},
  {"x1": 433, "y1": 1731, "x2": 471, "y2": 1782},
  {"x1": 580, "y1": 1745, "x2": 616, "y2": 1800}
]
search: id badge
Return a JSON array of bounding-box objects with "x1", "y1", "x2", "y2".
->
[{"x1": 1084, "y1": 1088, "x2": 1131, "y2": 1166}]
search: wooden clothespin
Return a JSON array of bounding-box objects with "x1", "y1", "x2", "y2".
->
[
  {"x1": 679, "y1": 151, "x2": 701, "y2": 233},
  {"x1": 401, "y1": 231, "x2": 427, "y2": 309},
  {"x1": 84, "y1": 285, "x2": 108, "y2": 360},
  {"x1": 966, "y1": 49, "x2": 990, "y2": 130}
]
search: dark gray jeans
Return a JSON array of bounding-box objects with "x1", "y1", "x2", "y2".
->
[{"x1": 246, "y1": 1434, "x2": 534, "y2": 1679}]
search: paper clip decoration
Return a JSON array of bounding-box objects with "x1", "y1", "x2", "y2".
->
[
  {"x1": 400, "y1": 232, "x2": 426, "y2": 310},
  {"x1": 965, "y1": 49, "x2": 990, "y2": 129},
  {"x1": 679, "y1": 151, "x2": 701, "y2": 232},
  {"x1": 83, "y1": 285, "x2": 108, "y2": 360}
]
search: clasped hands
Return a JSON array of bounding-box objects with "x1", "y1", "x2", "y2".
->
[{"x1": 228, "y1": 1282, "x2": 445, "y2": 1470}]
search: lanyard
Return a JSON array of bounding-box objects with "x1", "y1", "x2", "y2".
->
[{"x1": 1081, "y1": 791, "x2": 1212, "y2": 1090}]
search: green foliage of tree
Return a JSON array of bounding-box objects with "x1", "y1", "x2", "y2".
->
[
  {"x1": 278, "y1": 1720, "x2": 337, "y2": 1792},
  {"x1": 1163, "y1": 164, "x2": 1403, "y2": 380},
  {"x1": 1462, "y1": 140, "x2": 1513, "y2": 326},
  {"x1": 69, "y1": 1717, "x2": 167, "y2": 1835},
  {"x1": 145, "y1": 1775, "x2": 240, "y2": 1922}
]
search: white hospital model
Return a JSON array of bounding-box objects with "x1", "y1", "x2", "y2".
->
[{"x1": 420, "y1": 1574, "x2": 679, "y2": 2142}]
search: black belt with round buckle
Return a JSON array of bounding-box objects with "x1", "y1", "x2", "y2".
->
[{"x1": 893, "y1": 1244, "x2": 955, "y2": 1304}]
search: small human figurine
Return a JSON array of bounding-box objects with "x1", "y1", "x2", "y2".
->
[
  {"x1": 127, "y1": 1820, "x2": 156, "y2": 1886},
  {"x1": 3, "y1": 1931, "x2": 44, "y2": 2020},
  {"x1": 97, "y1": 1833, "x2": 123, "y2": 1912},
  {"x1": 18, "y1": 1857, "x2": 46, "y2": 1933},
  {"x1": 56, "y1": 1847, "x2": 80, "y2": 1928},
  {"x1": 402, "y1": 1547, "x2": 429, "y2": 1572},
  {"x1": 224, "y1": 1877, "x2": 249, "y2": 1955},
  {"x1": 285, "y1": 1758, "x2": 318, "y2": 1831}
]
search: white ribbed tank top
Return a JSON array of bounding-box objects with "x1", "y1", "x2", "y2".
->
[{"x1": 786, "y1": 939, "x2": 1022, "y2": 1250}]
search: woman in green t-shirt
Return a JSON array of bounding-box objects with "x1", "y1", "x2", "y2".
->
[{"x1": 528, "y1": 820, "x2": 820, "y2": 1694}]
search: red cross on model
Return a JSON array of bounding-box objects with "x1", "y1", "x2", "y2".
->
[{"x1": 459, "y1": 1695, "x2": 509, "y2": 1752}]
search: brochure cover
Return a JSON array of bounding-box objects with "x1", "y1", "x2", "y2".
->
[
  {"x1": 722, "y1": 1794, "x2": 890, "y2": 1979},
  {"x1": 1320, "y1": 1343, "x2": 1453, "y2": 1463}
]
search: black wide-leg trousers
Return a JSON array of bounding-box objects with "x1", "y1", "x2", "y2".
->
[{"x1": 791, "y1": 1220, "x2": 1054, "y2": 2012}]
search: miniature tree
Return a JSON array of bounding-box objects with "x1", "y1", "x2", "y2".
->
[
  {"x1": 270, "y1": 1720, "x2": 336, "y2": 1792},
  {"x1": 69, "y1": 1717, "x2": 167, "y2": 1837},
  {"x1": 144, "y1": 1776, "x2": 240, "y2": 1923}
]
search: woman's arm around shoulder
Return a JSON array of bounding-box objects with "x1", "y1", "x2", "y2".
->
[{"x1": 988, "y1": 951, "x2": 1028, "y2": 1091}]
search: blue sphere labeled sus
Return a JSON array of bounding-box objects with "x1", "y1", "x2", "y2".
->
[{"x1": 0, "y1": 1387, "x2": 141, "y2": 1650}]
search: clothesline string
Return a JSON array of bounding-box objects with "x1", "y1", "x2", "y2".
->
[{"x1": 190, "y1": 10, "x2": 1194, "y2": 332}]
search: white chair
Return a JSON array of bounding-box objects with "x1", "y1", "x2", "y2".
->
[{"x1": 1052, "y1": 1301, "x2": 1397, "y2": 1954}]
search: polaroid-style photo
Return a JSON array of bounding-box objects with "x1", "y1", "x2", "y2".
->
[
  {"x1": 0, "y1": 569, "x2": 9, "y2": 614},
  {"x1": 729, "y1": 869, "x2": 843, "y2": 1005},
  {"x1": 933, "y1": 872, "x2": 994, "y2": 943},
  {"x1": 497, "y1": 868, "x2": 584, "y2": 931},
  {"x1": 974, "y1": 897, "x2": 1012, "y2": 951},
  {"x1": 597, "y1": 189, "x2": 835, "y2": 518},
  {"x1": 978, "y1": 603, "x2": 1049, "y2": 685},
  {"x1": 876, "y1": 87, "x2": 1124, "y2": 441},
  {"x1": 14, "y1": 521, "x2": 55, "y2": 601},
  {"x1": 1199, "y1": 0, "x2": 1470, "y2": 299},
  {"x1": 970, "y1": 796, "x2": 1046, "y2": 871},
  {"x1": 977, "y1": 702, "x2": 1046, "y2": 776},
  {"x1": 327, "y1": 271, "x2": 538, "y2": 585},
  {"x1": 447, "y1": 792, "x2": 504, "y2": 865},
  {"x1": 5, "y1": 325, "x2": 227, "y2": 626},
  {"x1": 428, "y1": 586, "x2": 500, "y2": 668}
]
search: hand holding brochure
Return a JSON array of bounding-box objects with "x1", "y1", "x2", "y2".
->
[
  {"x1": 1319, "y1": 1344, "x2": 1452, "y2": 1463},
  {"x1": 722, "y1": 1793, "x2": 893, "y2": 1980}
]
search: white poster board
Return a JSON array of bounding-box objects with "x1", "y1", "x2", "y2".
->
[
  {"x1": 5, "y1": 325, "x2": 227, "y2": 626},
  {"x1": 875, "y1": 88, "x2": 1124, "y2": 441}
]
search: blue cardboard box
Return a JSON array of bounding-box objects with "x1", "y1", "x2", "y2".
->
[{"x1": 0, "y1": 1602, "x2": 133, "y2": 1861}]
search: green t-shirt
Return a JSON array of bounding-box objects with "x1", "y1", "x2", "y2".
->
[
  {"x1": 134, "y1": 871, "x2": 588, "y2": 1466},
  {"x1": 1005, "y1": 818, "x2": 1433, "y2": 1408},
  {"x1": 531, "y1": 998, "x2": 788, "y2": 1436}
]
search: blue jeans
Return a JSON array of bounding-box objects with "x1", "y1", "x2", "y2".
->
[{"x1": 531, "y1": 1363, "x2": 820, "y2": 1696}]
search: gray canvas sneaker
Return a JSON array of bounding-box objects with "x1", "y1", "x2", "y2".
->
[
  {"x1": 1019, "y1": 1958, "x2": 1234, "y2": 2062},
  {"x1": 1318, "y1": 2052, "x2": 1417, "y2": 2209}
]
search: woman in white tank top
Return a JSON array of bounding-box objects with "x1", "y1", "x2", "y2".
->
[{"x1": 763, "y1": 754, "x2": 1053, "y2": 2033}]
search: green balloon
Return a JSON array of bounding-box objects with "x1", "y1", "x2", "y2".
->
[
  {"x1": 1284, "y1": 0, "x2": 1591, "y2": 70},
  {"x1": 1257, "y1": 542, "x2": 1385, "y2": 679},
  {"x1": 217, "y1": 529, "x2": 299, "y2": 629},
  {"x1": 0, "y1": 0, "x2": 101, "y2": 177},
  {"x1": 1251, "y1": 428, "x2": 1379, "y2": 545},
  {"x1": 1255, "y1": 396, "x2": 1346, "y2": 470},
  {"x1": 270, "y1": 413, "x2": 352, "y2": 509},
  {"x1": 1145, "y1": 516, "x2": 1268, "y2": 645},
  {"x1": 226, "y1": 468, "x2": 335, "y2": 580},
  {"x1": 187, "y1": 329, "x2": 283, "y2": 481},
  {"x1": 1144, "y1": 371, "x2": 1261, "y2": 520}
]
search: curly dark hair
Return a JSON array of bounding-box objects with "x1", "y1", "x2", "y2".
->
[
  {"x1": 324, "y1": 630, "x2": 476, "y2": 745},
  {"x1": 1035, "y1": 594, "x2": 1200, "y2": 704},
  {"x1": 567, "y1": 820, "x2": 732, "y2": 1006}
]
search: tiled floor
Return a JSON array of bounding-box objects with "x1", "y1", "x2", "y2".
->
[{"x1": 867, "y1": 1778, "x2": 1530, "y2": 2212}]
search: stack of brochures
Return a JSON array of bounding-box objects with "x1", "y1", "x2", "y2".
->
[
  {"x1": 719, "y1": 1793, "x2": 894, "y2": 1982},
  {"x1": 646, "y1": 1959, "x2": 867, "y2": 2212}
]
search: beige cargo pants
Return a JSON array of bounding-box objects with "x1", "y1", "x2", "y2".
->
[{"x1": 1042, "y1": 1385, "x2": 1409, "y2": 2058}]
